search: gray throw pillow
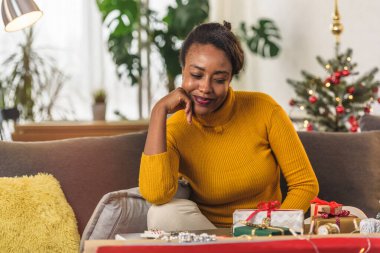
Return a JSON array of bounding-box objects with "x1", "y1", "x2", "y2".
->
[
  {"x1": 80, "y1": 181, "x2": 191, "y2": 251},
  {"x1": 360, "y1": 115, "x2": 380, "y2": 131},
  {"x1": 80, "y1": 187, "x2": 150, "y2": 251}
]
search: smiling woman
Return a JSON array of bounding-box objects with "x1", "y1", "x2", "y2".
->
[{"x1": 139, "y1": 21, "x2": 319, "y2": 231}]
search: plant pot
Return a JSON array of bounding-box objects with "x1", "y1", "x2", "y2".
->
[{"x1": 92, "y1": 103, "x2": 106, "y2": 121}]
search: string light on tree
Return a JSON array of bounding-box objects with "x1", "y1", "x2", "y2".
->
[{"x1": 287, "y1": 0, "x2": 380, "y2": 132}]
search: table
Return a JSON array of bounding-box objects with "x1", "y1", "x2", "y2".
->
[
  {"x1": 84, "y1": 234, "x2": 380, "y2": 253},
  {"x1": 11, "y1": 120, "x2": 149, "y2": 141}
]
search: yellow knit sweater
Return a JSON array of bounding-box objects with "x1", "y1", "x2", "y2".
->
[{"x1": 139, "y1": 88, "x2": 319, "y2": 227}]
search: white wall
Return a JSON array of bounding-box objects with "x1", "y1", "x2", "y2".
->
[{"x1": 210, "y1": 0, "x2": 380, "y2": 114}]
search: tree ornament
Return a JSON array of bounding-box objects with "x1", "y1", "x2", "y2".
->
[
  {"x1": 341, "y1": 69, "x2": 350, "y2": 76},
  {"x1": 330, "y1": 0, "x2": 344, "y2": 43},
  {"x1": 364, "y1": 106, "x2": 371, "y2": 114},
  {"x1": 373, "y1": 87, "x2": 379, "y2": 93},
  {"x1": 350, "y1": 125, "x2": 358, "y2": 132},
  {"x1": 336, "y1": 105, "x2": 345, "y2": 114},
  {"x1": 289, "y1": 99, "x2": 296, "y2": 106},
  {"x1": 306, "y1": 123, "x2": 313, "y2": 132},
  {"x1": 309, "y1": 96, "x2": 318, "y2": 104},
  {"x1": 346, "y1": 86, "x2": 355, "y2": 94},
  {"x1": 348, "y1": 115, "x2": 357, "y2": 124},
  {"x1": 330, "y1": 75, "x2": 340, "y2": 85},
  {"x1": 334, "y1": 71, "x2": 342, "y2": 78},
  {"x1": 378, "y1": 98, "x2": 380, "y2": 104}
]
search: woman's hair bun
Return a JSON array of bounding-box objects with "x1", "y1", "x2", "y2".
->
[{"x1": 223, "y1": 20, "x2": 231, "y2": 30}]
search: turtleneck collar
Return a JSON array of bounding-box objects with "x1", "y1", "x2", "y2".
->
[{"x1": 193, "y1": 87, "x2": 236, "y2": 131}]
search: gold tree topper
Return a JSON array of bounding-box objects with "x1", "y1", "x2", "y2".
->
[{"x1": 330, "y1": 0, "x2": 344, "y2": 43}]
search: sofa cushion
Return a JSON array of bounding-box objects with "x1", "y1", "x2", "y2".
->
[
  {"x1": 296, "y1": 131, "x2": 380, "y2": 217},
  {"x1": 0, "y1": 131, "x2": 147, "y2": 235},
  {"x1": 0, "y1": 173, "x2": 79, "y2": 252},
  {"x1": 360, "y1": 115, "x2": 380, "y2": 131}
]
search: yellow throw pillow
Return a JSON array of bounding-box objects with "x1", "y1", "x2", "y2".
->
[{"x1": 0, "y1": 173, "x2": 80, "y2": 252}]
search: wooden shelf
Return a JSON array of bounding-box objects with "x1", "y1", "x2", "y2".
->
[{"x1": 12, "y1": 120, "x2": 149, "y2": 142}]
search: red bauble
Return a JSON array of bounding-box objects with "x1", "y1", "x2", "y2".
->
[
  {"x1": 334, "y1": 71, "x2": 342, "y2": 78},
  {"x1": 306, "y1": 123, "x2": 313, "y2": 132},
  {"x1": 346, "y1": 86, "x2": 355, "y2": 94},
  {"x1": 289, "y1": 99, "x2": 296, "y2": 106},
  {"x1": 373, "y1": 87, "x2": 379, "y2": 93},
  {"x1": 350, "y1": 125, "x2": 358, "y2": 132},
  {"x1": 308, "y1": 95, "x2": 318, "y2": 104},
  {"x1": 378, "y1": 98, "x2": 380, "y2": 104},
  {"x1": 364, "y1": 106, "x2": 371, "y2": 114},
  {"x1": 324, "y1": 77, "x2": 332, "y2": 84},
  {"x1": 348, "y1": 115, "x2": 356, "y2": 124},
  {"x1": 341, "y1": 70, "x2": 350, "y2": 76},
  {"x1": 336, "y1": 105, "x2": 345, "y2": 114},
  {"x1": 330, "y1": 76, "x2": 340, "y2": 85}
]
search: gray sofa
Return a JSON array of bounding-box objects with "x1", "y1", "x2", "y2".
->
[{"x1": 0, "y1": 116, "x2": 379, "y2": 246}]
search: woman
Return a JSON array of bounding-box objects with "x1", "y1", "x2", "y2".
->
[{"x1": 139, "y1": 21, "x2": 319, "y2": 231}]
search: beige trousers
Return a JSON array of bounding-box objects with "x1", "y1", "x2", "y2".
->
[{"x1": 147, "y1": 199, "x2": 217, "y2": 231}]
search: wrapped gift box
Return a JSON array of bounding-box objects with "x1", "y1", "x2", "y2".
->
[
  {"x1": 312, "y1": 216, "x2": 361, "y2": 234},
  {"x1": 233, "y1": 225, "x2": 291, "y2": 237},
  {"x1": 233, "y1": 209, "x2": 304, "y2": 233},
  {"x1": 310, "y1": 197, "x2": 343, "y2": 218}
]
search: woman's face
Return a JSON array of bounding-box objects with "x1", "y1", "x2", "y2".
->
[{"x1": 182, "y1": 43, "x2": 232, "y2": 116}]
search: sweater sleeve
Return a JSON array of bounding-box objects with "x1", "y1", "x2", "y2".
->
[
  {"x1": 138, "y1": 131, "x2": 180, "y2": 205},
  {"x1": 268, "y1": 105, "x2": 319, "y2": 212}
]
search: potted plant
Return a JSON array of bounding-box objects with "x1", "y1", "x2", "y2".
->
[
  {"x1": 92, "y1": 89, "x2": 107, "y2": 121},
  {"x1": 0, "y1": 28, "x2": 68, "y2": 121}
]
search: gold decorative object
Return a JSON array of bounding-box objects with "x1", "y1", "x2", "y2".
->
[{"x1": 330, "y1": 0, "x2": 344, "y2": 43}]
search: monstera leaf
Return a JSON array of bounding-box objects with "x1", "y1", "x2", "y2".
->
[{"x1": 240, "y1": 19, "x2": 281, "y2": 58}]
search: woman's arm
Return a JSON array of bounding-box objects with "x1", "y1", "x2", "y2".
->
[
  {"x1": 139, "y1": 88, "x2": 193, "y2": 204},
  {"x1": 268, "y1": 105, "x2": 319, "y2": 212},
  {"x1": 144, "y1": 87, "x2": 193, "y2": 155}
]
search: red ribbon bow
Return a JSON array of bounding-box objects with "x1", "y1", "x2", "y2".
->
[
  {"x1": 245, "y1": 201, "x2": 280, "y2": 222},
  {"x1": 310, "y1": 197, "x2": 342, "y2": 216},
  {"x1": 319, "y1": 209, "x2": 350, "y2": 219}
]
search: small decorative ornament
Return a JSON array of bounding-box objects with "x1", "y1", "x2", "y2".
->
[
  {"x1": 306, "y1": 123, "x2": 313, "y2": 132},
  {"x1": 289, "y1": 99, "x2": 296, "y2": 106},
  {"x1": 350, "y1": 125, "x2": 358, "y2": 132},
  {"x1": 341, "y1": 69, "x2": 350, "y2": 76},
  {"x1": 330, "y1": 75, "x2": 340, "y2": 85},
  {"x1": 308, "y1": 95, "x2": 318, "y2": 104},
  {"x1": 378, "y1": 98, "x2": 380, "y2": 104},
  {"x1": 364, "y1": 106, "x2": 371, "y2": 114},
  {"x1": 336, "y1": 105, "x2": 345, "y2": 114},
  {"x1": 140, "y1": 230, "x2": 170, "y2": 239},
  {"x1": 177, "y1": 232, "x2": 217, "y2": 243},
  {"x1": 346, "y1": 86, "x2": 355, "y2": 94},
  {"x1": 372, "y1": 87, "x2": 379, "y2": 93},
  {"x1": 317, "y1": 223, "x2": 340, "y2": 235},
  {"x1": 334, "y1": 71, "x2": 342, "y2": 78}
]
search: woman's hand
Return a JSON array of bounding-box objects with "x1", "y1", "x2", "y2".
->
[{"x1": 156, "y1": 87, "x2": 193, "y2": 124}]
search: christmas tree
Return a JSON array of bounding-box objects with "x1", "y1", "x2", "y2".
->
[{"x1": 287, "y1": 0, "x2": 380, "y2": 132}]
